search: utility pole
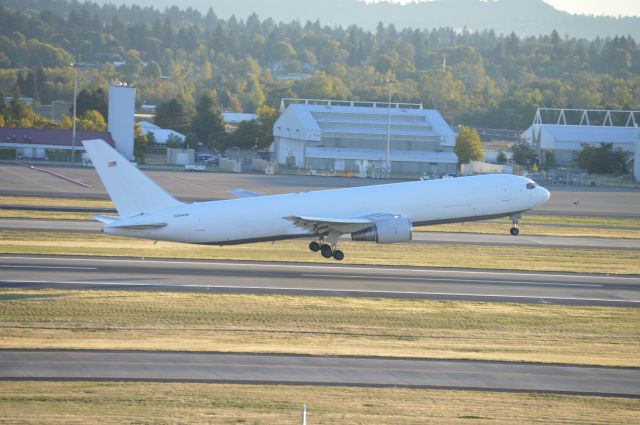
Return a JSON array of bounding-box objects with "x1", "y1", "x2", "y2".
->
[
  {"x1": 71, "y1": 60, "x2": 78, "y2": 164},
  {"x1": 301, "y1": 404, "x2": 307, "y2": 425},
  {"x1": 384, "y1": 79, "x2": 394, "y2": 178}
]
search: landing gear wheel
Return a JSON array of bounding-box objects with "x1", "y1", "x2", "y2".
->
[
  {"x1": 320, "y1": 244, "x2": 333, "y2": 258},
  {"x1": 332, "y1": 250, "x2": 344, "y2": 261},
  {"x1": 309, "y1": 241, "x2": 321, "y2": 252},
  {"x1": 510, "y1": 227, "x2": 520, "y2": 236}
]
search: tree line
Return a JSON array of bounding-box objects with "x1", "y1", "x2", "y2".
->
[{"x1": 0, "y1": 0, "x2": 637, "y2": 132}]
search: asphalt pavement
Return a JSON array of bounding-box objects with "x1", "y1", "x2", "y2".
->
[
  {"x1": 1, "y1": 255, "x2": 638, "y2": 306},
  {"x1": 1, "y1": 350, "x2": 638, "y2": 397},
  {"x1": 1, "y1": 163, "x2": 639, "y2": 216}
]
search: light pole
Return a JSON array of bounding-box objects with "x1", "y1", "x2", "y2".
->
[
  {"x1": 71, "y1": 61, "x2": 78, "y2": 164},
  {"x1": 384, "y1": 79, "x2": 394, "y2": 177}
]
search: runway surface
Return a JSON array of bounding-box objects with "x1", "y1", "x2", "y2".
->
[
  {"x1": 1, "y1": 255, "x2": 638, "y2": 306},
  {"x1": 1, "y1": 349, "x2": 638, "y2": 397},
  {"x1": 1, "y1": 163, "x2": 639, "y2": 216},
  {"x1": 2, "y1": 218, "x2": 639, "y2": 250}
]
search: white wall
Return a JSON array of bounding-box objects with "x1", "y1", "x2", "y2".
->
[
  {"x1": 108, "y1": 84, "x2": 135, "y2": 160},
  {"x1": 275, "y1": 137, "x2": 306, "y2": 167}
]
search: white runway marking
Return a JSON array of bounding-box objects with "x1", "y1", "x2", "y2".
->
[
  {"x1": 0, "y1": 265, "x2": 97, "y2": 270},
  {"x1": 2, "y1": 279, "x2": 638, "y2": 304},
  {"x1": 301, "y1": 273, "x2": 603, "y2": 287},
  {"x1": 2, "y1": 255, "x2": 638, "y2": 282}
]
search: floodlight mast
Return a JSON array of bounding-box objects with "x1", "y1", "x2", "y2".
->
[
  {"x1": 71, "y1": 60, "x2": 78, "y2": 164},
  {"x1": 384, "y1": 79, "x2": 394, "y2": 177}
]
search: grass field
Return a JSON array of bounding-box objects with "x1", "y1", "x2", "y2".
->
[
  {"x1": 1, "y1": 230, "x2": 639, "y2": 274},
  {"x1": 1, "y1": 289, "x2": 638, "y2": 366},
  {"x1": 0, "y1": 195, "x2": 112, "y2": 208},
  {"x1": 0, "y1": 210, "x2": 94, "y2": 220},
  {"x1": 1, "y1": 381, "x2": 638, "y2": 424},
  {"x1": 415, "y1": 221, "x2": 640, "y2": 239}
]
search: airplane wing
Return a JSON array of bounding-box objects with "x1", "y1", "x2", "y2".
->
[
  {"x1": 227, "y1": 188, "x2": 265, "y2": 198},
  {"x1": 284, "y1": 215, "x2": 373, "y2": 235}
]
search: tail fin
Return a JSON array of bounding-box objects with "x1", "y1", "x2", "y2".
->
[{"x1": 82, "y1": 139, "x2": 183, "y2": 217}]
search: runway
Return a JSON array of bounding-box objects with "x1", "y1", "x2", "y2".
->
[
  {"x1": 1, "y1": 350, "x2": 638, "y2": 397},
  {"x1": 1, "y1": 255, "x2": 638, "y2": 306},
  {"x1": 1, "y1": 163, "x2": 639, "y2": 217},
  {"x1": 2, "y1": 218, "x2": 639, "y2": 250}
]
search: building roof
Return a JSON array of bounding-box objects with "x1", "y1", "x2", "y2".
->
[
  {"x1": 275, "y1": 103, "x2": 455, "y2": 146},
  {"x1": 0, "y1": 127, "x2": 115, "y2": 148},
  {"x1": 305, "y1": 147, "x2": 459, "y2": 164},
  {"x1": 141, "y1": 127, "x2": 185, "y2": 144},
  {"x1": 222, "y1": 112, "x2": 257, "y2": 124},
  {"x1": 138, "y1": 120, "x2": 160, "y2": 129},
  {"x1": 522, "y1": 124, "x2": 640, "y2": 145}
]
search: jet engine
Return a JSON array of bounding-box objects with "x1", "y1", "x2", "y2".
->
[{"x1": 351, "y1": 216, "x2": 412, "y2": 244}]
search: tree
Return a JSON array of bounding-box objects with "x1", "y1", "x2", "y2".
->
[
  {"x1": 269, "y1": 41, "x2": 296, "y2": 61},
  {"x1": 121, "y1": 50, "x2": 144, "y2": 77},
  {"x1": 543, "y1": 149, "x2": 556, "y2": 170},
  {"x1": 496, "y1": 151, "x2": 508, "y2": 165},
  {"x1": 191, "y1": 92, "x2": 225, "y2": 148},
  {"x1": 154, "y1": 95, "x2": 195, "y2": 135},
  {"x1": 255, "y1": 105, "x2": 278, "y2": 149},
  {"x1": 142, "y1": 61, "x2": 162, "y2": 78},
  {"x1": 577, "y1": 143, "x2": 629, "y2": 174},
  {"x1": 75, "y1": 87, "x2": 108, "y2": 120},
  {"x1": 225, "y1": 119, "x2": 260, "y2": 149},
  {"x1": 77, "y1": 110, "x2": 106, "y2": 131},
  {"x1": 133, "y1": 123, "x2": 147, "y2": 164},
  {"x1": 511, "y1": 141, "x2": 538, "y2": 168},
  {"x1": 454, "y1": 126, "x2": 483, "y2": 164}
]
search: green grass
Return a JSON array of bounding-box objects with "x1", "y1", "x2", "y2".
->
[
  {"x1": 0, "y1": 195, "x2": 112, "y2": 208},
  {"x1": 0, "y1": 382, "x2": 638, "y2": 424},
  {"x1": 0, "y1": 210, "x2": 94, "y2": 220},
  {"x1": 415, "y1": 221, "x2": 640, "y2": 239},
  {"x1": 1, "y1": 230, "x2": 639, "y2": 274},
  {"x1": 1, "y1": 289, "x2": 638, "y2": 366}
]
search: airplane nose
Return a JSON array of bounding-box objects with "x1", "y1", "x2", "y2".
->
[{"x1": 539, "y1": 187, "x2": 550, "y2": 204}]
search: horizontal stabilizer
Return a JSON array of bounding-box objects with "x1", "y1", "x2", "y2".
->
[
  {"x1": 108, "y1": 222, "x2": 167, "y2": 230},
  {"x1": 92, "y1": 215, "x2": 119, "y2": 224},
  {"x1": 227, "y1": 188, "x2": 265, "y2": 198}
]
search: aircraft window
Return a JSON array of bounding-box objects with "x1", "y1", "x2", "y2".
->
[{"x1": 526, "y1": 182, "x2": 536, "y2": 190}]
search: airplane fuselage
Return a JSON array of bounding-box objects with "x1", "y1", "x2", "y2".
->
[{"x1": 104, "y1": 174, "x2": 549, "y2": 245}]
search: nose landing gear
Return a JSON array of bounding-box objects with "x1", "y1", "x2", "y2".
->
[{"x1": 510, "y1": 214, "x2": 521, "y2": 236}]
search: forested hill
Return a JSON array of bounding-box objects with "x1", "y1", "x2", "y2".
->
[
  {"x1": 68, "y1": 0, "x2": 640, "y2": 39},
  {"x1": 0, "y1": 0, "x2": 638, "y2": 131}
]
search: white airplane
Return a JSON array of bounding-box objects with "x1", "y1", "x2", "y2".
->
[{"x1": 83, "y1": 139, "x2": 550, "y2": 261}]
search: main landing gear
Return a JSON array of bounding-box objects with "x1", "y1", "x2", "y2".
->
[
  {"x1": 309, "y1": 234, "x2": 344, "y2": 261},
  {"x1": 510, "y1": 214, "x2": 521, "y2": 236}
]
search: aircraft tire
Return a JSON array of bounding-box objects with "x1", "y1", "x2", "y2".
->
[
  {"x1": 309, "y1": 241, "x2": 321, "y2": 252},
  {"x1": 510, "y1": 227, "x2": 520, "y2": 236},
  {"x1": 333, "y1": 250, "x2": 344, "y2": 261},
  {"x1": 320, "y1": 244, "x2": 333, "y2": 258}
]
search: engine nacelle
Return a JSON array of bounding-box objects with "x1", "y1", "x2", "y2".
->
[{"x1": 351, "y1": 216, "x2": 412, "y2": 244}]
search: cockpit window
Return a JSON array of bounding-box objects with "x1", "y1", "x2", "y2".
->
[{"x1": 526, "y1": 182, "x2": 536, "y2": 190}]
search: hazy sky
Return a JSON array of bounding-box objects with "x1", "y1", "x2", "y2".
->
[{"x1": 363, "y1": 0, "x2": 639, "y2": 17}]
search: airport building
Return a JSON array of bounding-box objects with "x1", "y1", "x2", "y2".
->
[
  {"x1": 271, "y1": 99, "x2": 458, "y2": 177},
  {"x1": 138, "y1": 121, "x2": 185, "y2": 145},
  {"x1": 108, "y1": 82, "x2": 136, "y2": 160},
  {"x1": 521, "y1": 108, "x2": 640, "y2": 181},
  {"x1": 0, "y1": 127, "x2": 115, "y2": 160},
  {"x1": 0, "y1": 81, "x2": 136, "y2": 162}
]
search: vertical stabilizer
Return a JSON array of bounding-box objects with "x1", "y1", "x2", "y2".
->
[{"x1": 82, "y1": 139, "x2": 183, "y2": 217}]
